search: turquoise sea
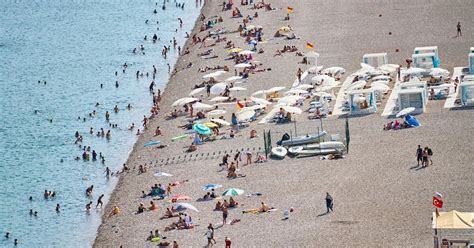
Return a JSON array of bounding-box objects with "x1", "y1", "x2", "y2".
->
[{"x1": 0, "y1": 0, "x2": 201, "y2": 247}]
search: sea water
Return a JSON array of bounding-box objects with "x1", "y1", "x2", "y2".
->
[{"x1": 0, "y1": 0, "x2": 201, "y2": 247}]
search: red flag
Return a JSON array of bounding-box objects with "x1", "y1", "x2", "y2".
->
[{"x1": 433, "y1": 196, "x2": 443, "y2": 208}]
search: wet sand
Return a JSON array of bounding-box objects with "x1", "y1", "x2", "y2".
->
[{"x1": 94, "y1": 0, "x2": 474, "y2": 247}]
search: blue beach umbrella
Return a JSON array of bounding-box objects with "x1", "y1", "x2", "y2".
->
[
  {"x1": 144, "y1": 140, "x2": 161, "y2": 147},
  {"x1": 202, "y1": 184, "x2": 223, "y2": 191},
  {"x1": 192, "y1": 123, "x2": 211, "y2": 135}
]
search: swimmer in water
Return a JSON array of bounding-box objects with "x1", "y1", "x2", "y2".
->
[
  {"x1": 56, "y1": 203, "x2": 60, "y2": 213},
  {"x1": 86, "y1": 185, "x2": 94, "y2": 196},
  {"x1": 115, "y1": 81, "x2": 119, "y2": 88},
  {"x1": 29, "y1": 196, "x2": 33, "y2": 201},
  {"x1": 86, "y1": 201, "x2": 93, "y2": 211},
  {"x1": 97, "y1": 194, "x2": 104, "y2": 208},
  {"x1": 5, "y1": 232, "x2": 9, "y2": 238},
  {"x1": 14, "y1": 239, "x2": 18, "y2": 246}
]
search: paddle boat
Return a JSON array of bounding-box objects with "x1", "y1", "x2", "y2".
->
[
  {"x1": 271, "y1": 146, "x2": 288, "y2": 159},
  {"x1": 288, "y1": 141, "x2": 344, "y2": 155}
]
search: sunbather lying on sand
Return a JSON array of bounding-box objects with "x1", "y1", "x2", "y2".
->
[
  {"x1": 108, "y1": 206, "x2": 121, "y2": 218},
  {"x1": 160, "y1": 207, "x2": 179, "y2": 220}
]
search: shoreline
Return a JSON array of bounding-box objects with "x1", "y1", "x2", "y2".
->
[{"x1": 94, "y1": 0, "x2": 474, "y2": 247}]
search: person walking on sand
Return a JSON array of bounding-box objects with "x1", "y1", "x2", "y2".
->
[
  {"x1": 297, "y1": 68, "x2": 302, "y2": 82},
  {"x1": 173, "y1": 240, "x2": 179, "y2": 248},
  {"x1": 222, "y1": 206, "x2": 228, "y2": 225},
  {"x1": 422, "y1": 147, "x2": 429, "y2": 168},
  {"x1": 206, "y1": 223, "x2": 216, "y2": 247},
  {"x1": 225, "y1": 237, "x2": 232, "y2": 248},
  {"x1": 427, "y1": 147, "x2": 433, "y2": 165},
  {"x1": 325, "y1": 192, "x2": 333, "y2": 213},
  {"x1": 456, "y1": 22, "x2": 462, "y2": 37},
  {"x1": 416, "y1": 145, "x2": 423, "y2": 166}
]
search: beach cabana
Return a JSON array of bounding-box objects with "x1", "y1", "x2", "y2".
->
[
  {"x1": 397, "y1": 81, "x2": 427, "y2": 114},
  {"x1": 460, "y1": 78, "x2": 474, "y2": 106},
  {"x1": 414, "y1": 46, "x2": 439, "y2": 60},
  {"x1": 305, "y1": 51, "x2": 319, "y2": 66},
  {"x1": 432, "y1": 210, "x2": 474, "y2": 247},
  {"x1": 469, "y1": 53, "x2": 474, "y2": 75},
  {"x1": 412, "y1": 53, "x2": 438, "y2": 69},
  {"x1": 347, "y1": 88, "x2": 377, "y2": 114},
  {"x1": 362, "y1": 53, "x2": 388, "y2": 68},
  {"x1": 470, "y1": 47, "x2": 474, "y2": 54}
]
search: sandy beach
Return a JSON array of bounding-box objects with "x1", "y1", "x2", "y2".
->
[{"x1": 94, "y1": 0, "x2": 474, "y2": 247}]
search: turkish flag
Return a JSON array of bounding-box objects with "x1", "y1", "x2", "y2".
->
[{"x1": 433, "y1": 196, "x2": 443, "y2": 208}]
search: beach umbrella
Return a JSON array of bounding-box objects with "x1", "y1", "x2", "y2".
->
[
  {"x1": 203, "y1": 122, "x2": 219, "y2": 128},
  {"x1": 227, "y1": 48, "x2": 242, "y2": 53},
  {"x1": 312, "y1": 75, "x2": 335, "y2": 84},
  {"x1": 154, "y1": 172, "x2": 173, "y2": 177},
  {"x1": 277, "y1": 95, "x2": 303, "y2": 105},
  {"x1": 251, "y1": 90, "x2": 267, "y2": 97},
  {"x1": 176, "y1": 203, "x2": 199, "y2": 212},
  {"x1": 241, "y1": 104, "x2": 267, "y2": 111},
  {"x1": 371, "y1": 84, "x2": 390, "y2": 92},
  {"x1": 235, "y1": 63, "x2": 251, "y2": 68},
  {"x1": 306, "y1": 51, "x2": 320, "y2": 58},
  {"x1": 279, "y1": 105, "x2": 303, "y2": 114},
  {"x1": 429, "y1": 68, "x2": 450, "y2": 77},
  {"x1": 222, "y1": 188, "x2": 244, "y2": 196},
  {"x1": 308, "y1": 65, "x2": 323, "y2": 74},
  {"x1": 345, "y1": 80, "x2": 367, "y2": 91},
  {"x1": 250, "y1": 97, "x2": 272, "y2": 105},
  {"x1": 202, "y1": 184, "x2": 223, "y2": 191},
  {"x1": 278, "y1": 26, "x2": 291, "y2": 33},
  {"x1": 313, "y1": 91, "x2": 332, "y2": 99},
  {"x1": 189, "y1": 87, "x2": 206, "y2": 96},
  {"x1": 207, "y1": 109, "x2": 227, "y2": 116},
  {"x1": 203, "y1": 70, "x2": 227, "y2": 79},
  {"x1": 229, "y1": 86, "x2": 247, "y2": 92},
  {"x1": 237, "y1": 110, "x2": 255, "y2": 121},
  {"x1": 267, "y1": 86, "x2": 286, "y2": 93},
  {"x1": 372, "y1": 80, "x2": 389, "y2": 85},
  {"x1": 192, "y1": 102, "x2": 214, "y2": 111},
  {"x1": 396, "y1": 107, "x2": 416, "y2": 118},
  {"x1": 172, "y1": 97, "x2": 198, "y2": 107},
  {"x1": 192, "y1": 123, "x2": 212, "y2": 135},
  {"x1": 209, "y1": 96, "x2": 229, "y2": 102},
  {"x1": 171, "y1": 194, "x2": 192, "y2": 202},
  {"x1": 405, "y1": 67, "x2": 425, "y2": 75},
  {"x1": 245, "y1": 25, "x2": 256, "y2": 30},
  {"x1": 225, "y1": 76, "x2": 243, "y2": 82},
  {"x1": 238, "y1": 50, "x2": 254, "y2": 56},
  {"x1": 372, "y1": 75, "x2": 391, "y2": 81},
  {"x1": 322, "y1": 66, "x2": 345, "y2": 75},
  {"x1": 378, "y1": 64, "x2": 399, "y2": 73},
  {"x1": 360, "y1": 63, "x2": 374, "y2": 70},
  {"x1": 210, "y1": 118, "x2": 230, "y2": 126},
  {"x1": 284, "y1": 89, "x2": 308, "y2": 95},
  {"x1": 144, "y1": 140, "x2": 161, "y2": 147},
  {"x1": 296, "y1": 84, "x2": 314, "y2": 90},
  {"x1": 210, "y1": 83, "x2": 227, "y2": 95}
]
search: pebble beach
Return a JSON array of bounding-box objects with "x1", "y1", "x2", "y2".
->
[{"x1": 94, "y1": 0, "x2": 474, "y2": 247}]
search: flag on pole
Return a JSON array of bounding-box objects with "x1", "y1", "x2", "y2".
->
[
  {"x1": 236, "y1": 101, "x2": 244, "y2": 110},
  {"x1": 287, "y1": 6, "x2": 294, "y2": 13},
  {"x1": 433, "y1": 196, "x2": 443, "y2": 208},
  {"x1": 306, "y1": 42, "x2": 314, "y2": 49}
]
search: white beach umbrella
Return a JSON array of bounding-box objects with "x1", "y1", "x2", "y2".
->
[
  {"x1": 405, "y1": 67, "x2": 425, "y2": 75},
  {"x1": 210, "y1": 118, "x2": 230, "y2": 126},
  {"x1": 241, "y1": 104, "x2": 267, "y2": 111},
  {"x1": 192, "y1": 102, "x2": 214, "y2": 111},
  {"x1": 225, "y1": 76, "x2": 243, "y2": 82},
  {"x1": 284, "y1": 89, "x2": 308, "y2": 95},
  {"x1": 296, "y1": 84, "x2": 314, "y2": 90},
  {"x1": 322, "y1": 66, "x2": 345, "y2": 75},
  {"x1": 237, "y1": 110, "x2": 255, "y2": 121},
  {"x1": 345, "y1": 80, "x2": 367, "y2": 91},
  {"x1": 396, "y1": 107, "x2": 416, "y2": 117},
  {"x1": 372, "y1": 75, "x2": 391, "y2": 81},
  {"x1": 207, "y1": 109, "x2": 227, "y2": 116},
  {"x1": 210, "y1": 96, "x2": 230, "y2": 102},
  {"x1": 251, "y1": 90, "x2": 267, "y2": 96},
  {"x1": 371, "y1": 84, "x2": 390, "y2": 92},
  {"x1": 172, "y1": 97, "x2": 199, "y2": 107},
  {"x1": 279, "y1": 105, "x2": 303, "y2": 114},
  {"x1": 238, "y1": 50, "x2": 254, "y2": 56},
  {"x1": 235, "y1": 63, "x2": 252, "y2": 68},
  {"x1": 189, "y1": 87, "x2": 206, "y2": 96},
  {"x1": 210, "y1": 82, "x2": 227, "y2": 95},
  {"x1": 429, "y1": 68, "x2": 450, "y2": 77},
  {"x1": 250, "y1": 97, "x2": 272, "y2": 105},
  {"x1": 203, "y1": 70, "x2": 227, "y2": 79},
  {"x1": 277, "y1": 95, "x2": 303, "y2": 105},
  {"x1": 229, "y1": 86, "x2": 247, "y2": 92},
  {"x1": 267, "y1": 86, "x2": 286, "y2": 92},
  {"x1": 372, "y1": 80, "x2": 389, "y2": 85},
  {"x1": 312, "y1": 75, "x2": 335, "y2": 84},
  {"x1": 360, "y1": 63, "x2": 374, "y2": 70},
  {"x1": 308, "y1": 66, "x2": 323, "y2": 74},
  {"x1": 313, "y1": 92, "x2": 332, "y2": 99},
  {"x1": 154, "y1": 172, "x2": 173, "y2": 177},
  {"x1": 176, "y1": 203, "x2": 199, "y2": 212}
]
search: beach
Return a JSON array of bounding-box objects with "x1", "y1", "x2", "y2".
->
[{"x1": 94, "y1": 0, "x2": 474, "y2": 247}]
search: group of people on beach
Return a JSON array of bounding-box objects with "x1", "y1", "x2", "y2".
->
[{"x1": 416, "y1": 145, "x2": 434, "y2": 168}]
